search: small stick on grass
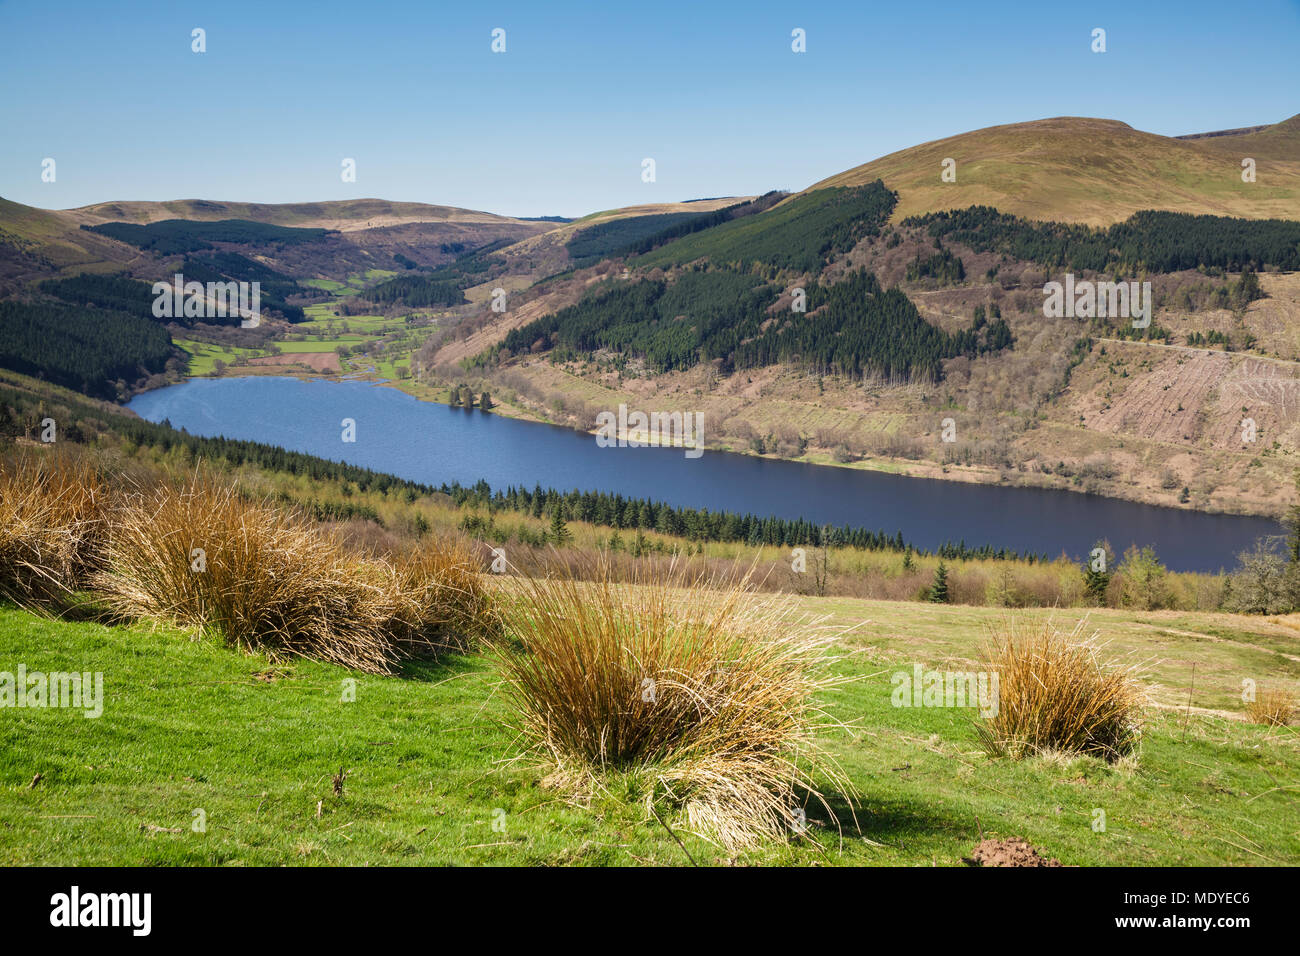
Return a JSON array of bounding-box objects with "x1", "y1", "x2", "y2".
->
[{"x1": 649, "y1": 802, "x2": 697, "y2": 867}]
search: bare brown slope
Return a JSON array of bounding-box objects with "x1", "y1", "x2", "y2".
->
[
  {"x1": 1184, "y1": 113, "x2": 1300, "y2": 162},
  {"x1": 801, "y1": 115, "x2": 1300, "y2": 225}
]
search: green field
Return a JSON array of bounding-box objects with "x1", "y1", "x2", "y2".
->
[
  {"x1": 173, "y1": 339, "x2": 260, "y2": 376},
  {"x1": 274, "y1": 339, "x2": 358, "y2": 353},
  {"x1": 175, "y1": 285, "x2": 430, "y2": 382},
  {"x1": 2, "y1": 599, "x2": 1295, "y2": 866}
]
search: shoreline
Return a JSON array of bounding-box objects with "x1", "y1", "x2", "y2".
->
[{"x1": 147, "y1": 368, "x2": 1287, "y2": 527}]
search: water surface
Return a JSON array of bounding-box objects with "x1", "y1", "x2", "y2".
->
[{"x1": 127, "y1": 376, "x2": 1282, "y2": 572}]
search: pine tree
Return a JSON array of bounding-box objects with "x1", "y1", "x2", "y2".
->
[
  {"x1": 549, "y1": 507, "x2": 571, "y2": 546},
  {"x1": 1083, "y1": 561, "x2": 1110, "y2": 604},
  {"x1": 928, "y1": 562, "x2": 950, "y2": 603},
  {"x1": 1083, "y1": 540, "x2": 1112, "y2": 604}
]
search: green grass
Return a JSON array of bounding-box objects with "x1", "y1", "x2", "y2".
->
[
  {"x1": 2, "y1": 599, "x2": 1295, "y2": 866},
  {"x1": 274, "y1": 339, "x2": 356, "y2": 353},
  {"x1": 173, "y1": 339, "x2": 260, "y2": 376}
]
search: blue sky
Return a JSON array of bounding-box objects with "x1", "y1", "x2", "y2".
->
[{"x1": 2, "y1": 0, "x2": 1297, "y2": 218}]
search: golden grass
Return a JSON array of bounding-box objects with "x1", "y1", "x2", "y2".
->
[
  {"x1": 493, "y1": 557, "x2": 854, "y2": 851},
  {"x1": 95, "y1": 477, "x2": 493, "y2": 673},
  {"x1": 1246, "y1": 686, "x2": 1295, "y2": 727},
  {"x1": 385, "y1": 541, "x2": 500, "y2": 654},
  {"x1": 977, "y1": 617, "x2": 1146, "y2": 761},
  {"x1": 0, "y1": 450, "x2": 107, "y2": 608}
]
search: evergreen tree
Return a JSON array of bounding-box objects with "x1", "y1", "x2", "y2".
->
[
  {"x1": 1083, "y1": 540, "x2": 1113, "y2": 604},
  {"x1": 928, "y1": 562, "x2": 950, "y2": 603},
  {"x1": 549, "y1": 507, "x2": 571, "y2": 545}
]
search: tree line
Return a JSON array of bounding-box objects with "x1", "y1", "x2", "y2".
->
[
  {"x1": 85, "y1": 218, "x2": 331, "y2": 255},
  {"x1": 632, "y1": 181, "x2": 898, "y2": 274},
  {"x1": 441, "y1": 480, "x2": 1041, "y2": 560},
  {"x1": 906, "y1": 206, "x2": 1300, "y2": 273},
  {"x1": 496, "y1": 267, "x2": 1013, "y2": 382},
  {"x1": 0, "y1": 301, "x2": 174, "y2": 399}
]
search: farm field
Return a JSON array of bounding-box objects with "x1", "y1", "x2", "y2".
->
[{"x1": 173, "y1": 339, "x2": 260, "y2": 377}]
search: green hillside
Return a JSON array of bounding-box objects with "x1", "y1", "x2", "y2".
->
[{"x1": 632, "y1": 181, "x2": 897, "y2": 273}]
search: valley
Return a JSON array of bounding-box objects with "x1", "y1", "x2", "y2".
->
[
  {"x1": 4, "y1": 114, "x2": 1300, "y2": 532},
  {"x1": 4, "y1": 0, "x2": 1299, "y2": 887}
]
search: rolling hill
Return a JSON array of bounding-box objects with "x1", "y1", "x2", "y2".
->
[
  {"x1": 415, "y1": 112, "x2": 1300, "y2": 521},
  {"x1": 801, "y1": 115, "x2": 1300, "y2": 225},
  {"x1": 0, "y1": 197, "x2": 555, "y2": 291},
  {"x1": 66, "y1": 197, "x2": 541, "y2": 232}
]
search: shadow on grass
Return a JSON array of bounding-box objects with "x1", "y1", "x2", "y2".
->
[
  {"x1": 7, "y1": 595, "x2": 497, "y2": 684},
  {"x1": 808, "y1": 788, "x2": 975, "y2": 854},
  {"x1": 393, "y1": 649, "x2": 486, "y2": 682}
]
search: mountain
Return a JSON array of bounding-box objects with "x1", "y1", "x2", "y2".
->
[
  {"x1": 66, "y1": 198, "x2": 537, "y2": 232},
  {"x1": 416, "y1": 113, "x2": 1300, "y2": 522},
  {"x1": 0, "y1": 197, "x2": 555, "y2": 291},
  {"x1": 801, "y1": 115, "x2": 1300, "y2": 225}
]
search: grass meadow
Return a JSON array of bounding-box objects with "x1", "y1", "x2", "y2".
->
[
  {"x1": 2, "y1": 599, "x2": 1295, "y2": 865},
  {"x1": 0, "y1": 446, "x2": 1295, "y2": 866}
]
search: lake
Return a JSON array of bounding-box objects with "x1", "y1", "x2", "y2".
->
[{"x1": 127, "y1": 376, "x2": 1284, "y2": 572}]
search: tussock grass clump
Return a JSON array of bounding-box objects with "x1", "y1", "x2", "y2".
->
[
  {"x1": 97, "y1": 479, "x2": 493, "y2": 673},
  {"x1": 978, "y1": 617, "x2": 1145, "y2": 761},
  {"x1": 0, "y1": 451, "x2": 107, "y2": 607},
  {"x1": 385, "y1": 542, "x2": 500, "y2": 653},
  {"x1": 1246, "y1": 686, "x2": 1295, "y2": 726},
  {"x1": 495, "y1": 559, "x2": 852, "y2": 851}
]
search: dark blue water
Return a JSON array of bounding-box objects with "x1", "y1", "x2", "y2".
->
[{"x1": 127, "y1": 376, "x2": 1282, "y2": 572}]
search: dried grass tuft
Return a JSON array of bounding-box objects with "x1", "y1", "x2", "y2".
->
[
  {"x1": 977, "y1": 617, "x2": 1145, "y2": 761},
  {"x1": 0, "y1": 450, "x2": 108, "y2": 608},
  {"x1": 96, "y1": 477, "x2": 494, "y2": 673},
  {"x1": 494, "y1": 556, "x2": 855, "y2": 851},
  {"x1": 1246, "y1": 686, "x2": 1295, "y2": 726}
]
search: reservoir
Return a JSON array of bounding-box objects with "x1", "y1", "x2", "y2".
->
[{"x1": 127, "y1": 376, "x2": 1284, "y2": 572}]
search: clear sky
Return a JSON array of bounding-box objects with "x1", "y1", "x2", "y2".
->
[{"x1": 2, "y1": 0, "x2": 1297, "y2": 218}]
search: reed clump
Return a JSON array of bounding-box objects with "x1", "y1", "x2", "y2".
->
[
  {"x1": 96, "y1": 478, "x2": 494, "y2": 673},
  {"x1": 0, "y1": 451, "x2": 108, "y2": 608},
  {"x1": 494, "y1": 558, "x2": 853, "y2": 850},
  {"x1": 977, "y1": 617, "x2": 1145, "y2": 761},
  {"x1": 1246, "y1": 686, "x2": 1295, "y2": 726}
]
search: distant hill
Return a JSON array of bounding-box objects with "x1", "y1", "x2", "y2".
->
[
  {"x1": 801, "y1": 115, "x2": 1300, "y2": 225},
  {"x1": 66, "y1": 197, "x2": 539, "y2": 232},
  {"x1": 0, "y1": 197, "x2": 555, "y2": 290}
]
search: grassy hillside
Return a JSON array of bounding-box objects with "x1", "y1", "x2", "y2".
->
[
  {"x1": 1, "y1": 386, "x2": 1296, "y2": 866},
  {"x1": 1, "y1": 598, "x2": 1295, "y2": 866},
  {"x1": 0, "y1": 197, "x2": 555, "y2": 292},
  {"x1": 802, "y1": 116, "x2": 1300, "y2": 225},
  {"x1": 1182, "y1": 114, "x2": 1300, "y2": 163},
  {"x1": 0, "y1": 198, "x2": 142, "y2": 277},
  {"x1": 67, "y1": 198, "x2": 541, "y2": 232}
]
